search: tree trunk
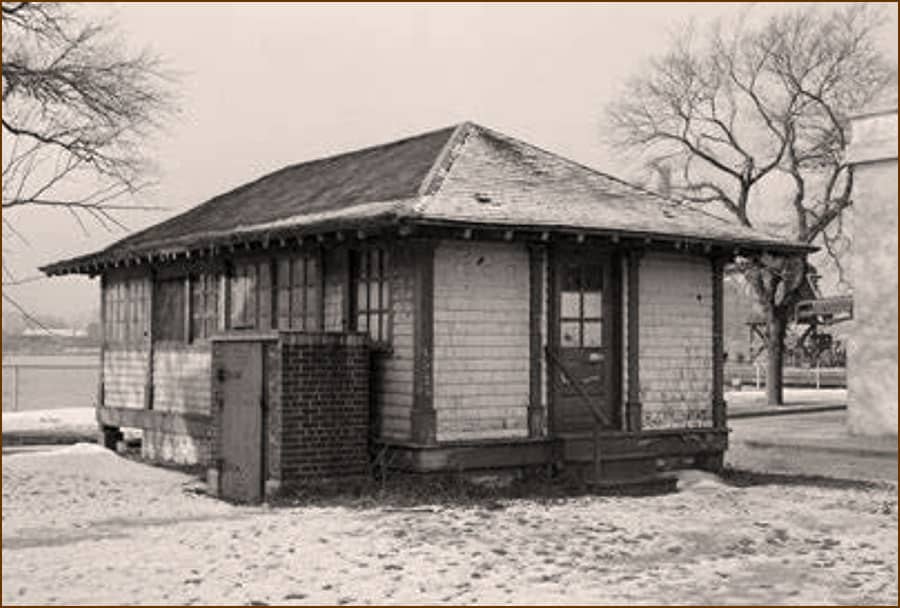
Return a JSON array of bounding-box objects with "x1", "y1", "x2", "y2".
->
[{"x1": 766, "y1": 311, "x2": 788, "y2": 405}]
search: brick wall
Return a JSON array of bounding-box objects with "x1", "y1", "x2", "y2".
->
[
  {"x1": 639, "y1": 252, "x2": 714, "y2": 429},
  {"x1": 277, "y1": 332, "x2": 370, "y2": 483}
]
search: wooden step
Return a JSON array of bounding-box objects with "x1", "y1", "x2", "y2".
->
[{"x1": 584, "y1": 472, "x2": 678, "y2": 496}]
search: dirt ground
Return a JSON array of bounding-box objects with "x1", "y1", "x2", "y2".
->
[{"x1": 2, "y1": 443, "x2": 896, "y2": 605}]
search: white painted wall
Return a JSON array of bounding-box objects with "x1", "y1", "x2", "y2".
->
[
  {"x1": 432, "y1": 240, "x2": 531, "y2": 441},
  {"x1": 638, "y1": 252, "x2": 714, "y2": 429}
]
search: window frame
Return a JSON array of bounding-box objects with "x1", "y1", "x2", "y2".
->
[
  {"x1": 350, "y1": 246, "x2": 392, "y2": 347},
  {"x1": 153, "y1": 276, "x2": 189, "y2": 344},
  {"x1": 559, "y1": 262, "x2": 604, "y2": 349},
  {"x1": 103, "y1": 274, "x2": 148, "y2": 346},
  {"x1": 189, "y1": 271, "x2": 220, "y2": 342},
  {"x1": 275, "y1": 252, "x2": 321, "y2": 331}
]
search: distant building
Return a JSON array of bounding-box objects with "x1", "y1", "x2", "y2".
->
[
  {"x1": 21, "y1": 327, "x2": 88, "y2": 339},
  {"x1": 845, "y1": 89, "x2": 898, "y2": 437}
]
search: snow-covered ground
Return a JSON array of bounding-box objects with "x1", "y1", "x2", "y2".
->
[
  {"x1": 2, "y1": 407, "x2": 96, "y2": 435},
  {"x1": 725, "y1": 388, "x2": 846, "y2": 410},
  {"x1": 3, "y1": 444, "x2": 897, "y2": 605}
]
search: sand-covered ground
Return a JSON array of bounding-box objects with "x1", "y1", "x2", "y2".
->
[{"x1": 2, "y1": 443, "x2": 896, "y2": 605}]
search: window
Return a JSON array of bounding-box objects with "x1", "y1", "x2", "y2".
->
[
  {"x1": 276, "y1": 253, "x2": 321, "y2": 330},
  {"x1": 351, "y1": 247, "x2": 391, "y2": 343},
  {"x1": 560, "y1": 263, "x2": 603, "y2": 348},
  {"x1": 228, "y1": 259, "x2": 271, "y2": 330},
  {"x1": 190, "y1": 273, "x2": 219, "y2": 341},
  {"x1": 154, "y1": 277, "x2": 186, "y2": 342},
  {"x1": 103, "y1": 276, "x2": 147, "y2": 344}
]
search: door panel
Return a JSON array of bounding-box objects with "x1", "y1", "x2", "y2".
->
[
  {"x1": 219, "y1": 341, "x2": 264, "y2": 503},
  {"x1": 552, "y1": 256, "x2": 616, "y2": 433}
]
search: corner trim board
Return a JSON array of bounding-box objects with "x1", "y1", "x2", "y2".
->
[{"x1": 411, "y1": 241, "x2": 436, "y2": 444}]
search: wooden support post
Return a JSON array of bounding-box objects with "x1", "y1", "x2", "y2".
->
[
  {"x1": 184, "y1": 274, "x2": 192, "y2": 342},
  {"x1": 99, "y1": 274, "x2": 107, "y2": 409},
  {"x1": 145, "y1": 271, "x2": 156, "y2": 410},
  {"x1": 626, "y1": 250, "x2": 642, "y2": 431},
  {"x1": 527, "y1": 244, "x2": 545, "y2": 438},
  {"x1": 317, "y1": 246, "x2": 326, "y2": 331},
  {"x1": 411, "y1": 240, "x2": 436, "y2": 445},
  {"x1": 545, "y1": 247, "x2": 559, "y2": 437},
  {"x1": 712, "y1": 256, "x2": 726, "y2": 428}
]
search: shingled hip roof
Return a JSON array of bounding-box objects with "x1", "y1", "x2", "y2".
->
[{"x1": 42, "y1": 122, "x2": 813, "y2": 275}]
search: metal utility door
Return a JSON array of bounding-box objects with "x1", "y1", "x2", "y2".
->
[
  {"x1": 552, "y1": 257, "x2": 615, "y2": 433},
  {"x1": 218, "y1": 341, "x2": 265, "y2": 503}
]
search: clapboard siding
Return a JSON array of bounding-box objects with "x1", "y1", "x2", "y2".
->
[
  {"x1": 104, "y1": 347, "x2": 148, "y2": 409},
  {"x1": 153, "y1": 345, "x2": 213, "y2": 415},
  {"x1": 639, "y1": 252, "x2": 713, "y2": 429},
  {"x1": 433, "y1": 241, "x2": 530, "y2": 441}
]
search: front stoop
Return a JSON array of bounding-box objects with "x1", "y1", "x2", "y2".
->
[
  {"x1": 585, "y1": 472, "x2": 679, "y2": 496},
  {"x1": 557, "y1": 427, "x2": 727, "y2": 494}
]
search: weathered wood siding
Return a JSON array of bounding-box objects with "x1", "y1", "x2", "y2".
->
[
  {"x1": 375, "y1": 247, "x2": 415, "y2": 440},
  {"x1": 152, "y1": 345, "x2": 213, "y2": 415},
  {"x1": 638, "y1": 252, "x2": 713, "y2": 429},
  {"x1": 103, "y1": 347, "x2": 148, "y2": 409},
  {"x1": 102, "y1": 270, "x2": 152, "y2": 410},
  {"x1": 433, "y1": 240, "x2": 531, "y2": 441}
]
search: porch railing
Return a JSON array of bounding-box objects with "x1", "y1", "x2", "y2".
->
[{"x1": 545, "y1": 346, "x2": 610, "y2": 481}]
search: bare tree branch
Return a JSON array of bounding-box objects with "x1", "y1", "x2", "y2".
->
[
  {"x1": 606, "y1": 4, "x2": 894, "y2": 404},
  {"x1": 2, "y1": 1, "x2": 176, "y2": 237}
]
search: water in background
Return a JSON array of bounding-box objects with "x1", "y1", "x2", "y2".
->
[{"x1": 2, "y1": 353, "x2": 99, "y2": 411}]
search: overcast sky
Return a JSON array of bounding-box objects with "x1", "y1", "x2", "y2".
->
[{"x1": 4, "y1": 2, "x2": 898, "y2": 323}]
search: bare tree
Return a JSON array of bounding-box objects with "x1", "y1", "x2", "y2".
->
[
  {"x1": 2, "y1": 2, "x2": 174, "y2": 316},
  {"x1": 608, "y1": 4, "x2": 894, "y2": 404}
]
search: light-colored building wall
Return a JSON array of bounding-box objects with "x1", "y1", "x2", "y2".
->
[
  {"x1": 846, "y1": 98, "x2": 898, "y2": 436},
  {"x1": 103, "y1": 347, "x2": 148, "y2": 409},
  {"x1": 152, "y1": 346, "x2": 213, "y2": 415},
  {"x1": 432, "y1": 240, "x2": 531, "y2": 441},
  {"x1": 638, "y1": 252, "x2": 714, "y2": 429}
]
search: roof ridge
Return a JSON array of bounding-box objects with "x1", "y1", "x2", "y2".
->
[{"x1": 417, "y1": 121, "x2": 473, "y2": 196}]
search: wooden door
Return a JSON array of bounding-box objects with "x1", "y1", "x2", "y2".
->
[
  {"x1": 551, "y1": 256, "x2": 617, "y2": 433},
  {"x1": 218, "y1": 341, "x2": 264, "y2": 503}
]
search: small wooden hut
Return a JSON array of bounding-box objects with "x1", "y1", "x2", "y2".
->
[{"x1": 43, "y1": 122, "x2": 812, "y2": 500}]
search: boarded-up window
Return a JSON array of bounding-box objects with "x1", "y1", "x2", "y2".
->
[
  {"x1": 275, "y1": 253, "x2": 321, "y2": 330},
  {"x1": 154, "y1": 278, "x2": 187, "y2": 342},
  {"x1": 190, "y1": 272, "x2": 219, "y2": 341},
  {"x1": 351, "y1": 247, "x2": 391, "y2": 343},
  {"x1": 103, "y1": 276, "x2": 148, "y2": 344},
  {"x1": 229, "y1": 259, "x2": 271, "y2": 330}
]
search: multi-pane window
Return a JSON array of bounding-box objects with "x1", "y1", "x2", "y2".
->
[
  {"x1": 276, "y1": 254, "x2": 320, "y2": 330},
  {"x1": 190, "y1": 273, "x2": 219, "y2": 341},
  {"x1": 560, "y1": 263, "x2": 603, "y2": 348},
  {"x1": 352, "y1": 248, "x2": 391, "y2": 343},
  {"x1": 103, "y1": 276, "x2": 147, "y2": 344},
  {"x1": 229, "y1": 259, "x2": 271, "y2": 330}
]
